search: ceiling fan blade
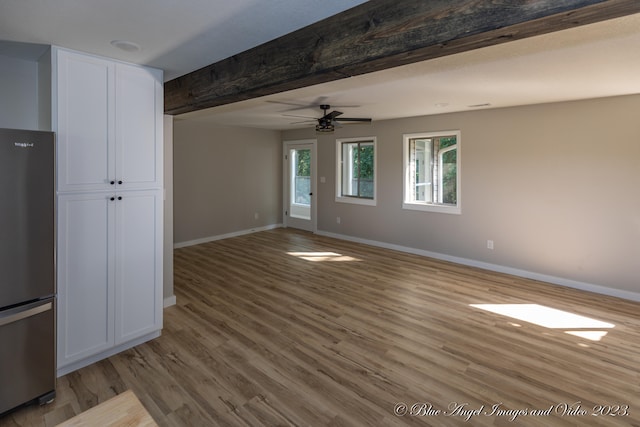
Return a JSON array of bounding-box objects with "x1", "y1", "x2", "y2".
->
[
  {"x1": 336, "y1": 117, "x2": 372, "y2": 123},
  {"x1": 283, "y1": 113, "x2": 317, "y2": 119},
  {"x1": 326, "y1": 110, "x2": 343, "y2": 120},
  {"x1": 290, "y1": 119, "x2": 317, "y2": 124},
  {"x1": 267, "y1": 96, "x2": 331, "y2": 112},
  {"x1": 266, "y1": 100, "x2": 307, "y2": 108}
]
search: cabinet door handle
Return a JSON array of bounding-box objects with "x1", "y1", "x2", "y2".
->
[
  {"x1": 110, "y1": 181, "x2": 115, "y2": 185},
  {"x1": 110, "y1": 197, "x2": 115, "y2": 201},
  {"x1": 118, "y1": 196, "x2": 122, "y2": 200},
  {"x1": 118, "y1": 180, "x2": 123, "y2": 185}
]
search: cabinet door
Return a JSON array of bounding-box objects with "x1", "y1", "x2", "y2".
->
[
  {"x1": 57, "y1": 193, "x2": 116, "y2": 367},
  {"x1": 56, "y1": 49, "x2": 116, "y2": 192},
  {"x1": 115, "y1": 63, "x2": 163, "y2": 190},
  {"x1": 114, "y1": 190, "x2": 163, "y2": 344}
]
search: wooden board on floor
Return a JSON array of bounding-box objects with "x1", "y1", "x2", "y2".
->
[{"x1": 55, "y1": 390, "x2": 156, "y2": 427}]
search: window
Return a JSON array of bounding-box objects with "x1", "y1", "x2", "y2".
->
[
  {"x1": 292, "y1": 148, "x2": 311, "y2": 206},
  {"x1": 403, "y1": 131, "x2": 460, "y2": 214},
  {"x1": 336, "y1": 137, "x2": 376, "y2": 205}
]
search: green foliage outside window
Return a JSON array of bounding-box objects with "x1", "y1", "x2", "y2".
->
[
  {"x1": 296, "y1": 149, "x2": 310, "y2": 176},
  {"x1": 350, "y1": 143, "x2": 374, "y2": 199},
  {"x1": 353, "y1": 145, "x2": 374, "y2": 179},
  {"x1": 441, "y1": 149, "x2": 457, "y2": 205}
]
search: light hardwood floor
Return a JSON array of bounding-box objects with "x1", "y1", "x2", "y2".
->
[{"x1": 4, "y1": 228, "x2": 640, "y2": 426}]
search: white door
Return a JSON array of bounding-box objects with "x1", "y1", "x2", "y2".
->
[
  {"x1": 115, "y1": 63, "x2": 163, "y2": 190},
  {"x1": 55, "y1": 49, "x2": 115, "y2": 192},
  {"x1": 115, "y1": 189, "x2": 163, "y2": 344},
  {"x1": 284, "y1": 140, "x2": 316, "y2": 232},
  {"x1": 57, "y1": 193, "x2": 115, "y2": 367}
]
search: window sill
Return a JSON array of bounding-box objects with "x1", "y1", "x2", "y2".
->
[
  {"x1": 402, "y1": 202, "x2": 461, "y2": 215},
  {"x1": 336, "y1": 196, "x2": 376, "y2": 206}
]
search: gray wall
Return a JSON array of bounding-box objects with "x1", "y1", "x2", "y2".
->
[
  {"x1": 282, "y1": 94, "x2": 640, "y2": 296},
  {"x1": 163, "y1": 115, "x2": 175, "y2": 304},
  {"x1": 0, "y1": 55, "x2": 39, "y2": 130},
  {"x1": 173, "y1": 120, "x2": 283, "y2": 244}
]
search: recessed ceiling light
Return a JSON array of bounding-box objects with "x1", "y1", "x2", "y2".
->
[
  {"x1": 434, "y1": 103, "x2": 449, "y2": 108},
  {"x1": 110, "y1": 40, "x2": 141, "y2": 53}
]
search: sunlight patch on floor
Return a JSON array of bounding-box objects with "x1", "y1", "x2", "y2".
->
[
  {"x1": 287, "y1": 251, "x2": 362, "y2": 262},
  {"x1": 470, "y1": 303, "x2": 615, "y2": 341},
  {"x1": 565, "y1": 330, "x2": 610, "y2": 341}
]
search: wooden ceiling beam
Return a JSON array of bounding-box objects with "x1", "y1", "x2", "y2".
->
[{"x1": 164, "y1": 0, "x2": 640, "y2": 115}]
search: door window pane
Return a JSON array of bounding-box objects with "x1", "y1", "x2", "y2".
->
[{"x1": 293, "y1": 149, "x2": 310, "y2": 205}]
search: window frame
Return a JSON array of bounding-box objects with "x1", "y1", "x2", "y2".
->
[
  {"x1": 402, "y1": 130, "x2": 461, "y2": 214},
  {"x1": 335, "y1": 136, "x2": 377, "y2": 206}
]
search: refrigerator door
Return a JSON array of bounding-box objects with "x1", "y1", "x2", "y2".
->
[
  {"x1": 0, "y1": 297, "x2": 56, "y2": 414},
  {"x1": 0, "y1": 128, "x2": 55, "y2": 309}
]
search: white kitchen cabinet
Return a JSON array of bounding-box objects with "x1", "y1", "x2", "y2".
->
[
  {"x1": 55, "y1": 50, "x2": 114, "y2": 192},
  {"x1": 55, "y1": 48, "x2": 163, "y2": 192},
  {"x1": 57, "y1": 190, "x2": 163, "y2": 373},
  {"x1": 53, "y1": 47, "x2": 163, "y2": 376},
  {"x1": 57, "y1": 193, "x2": 114, "y2": 366},
  {"x1": 114, "y1": 190, "x2": 163, "y2": 345},
  {"x1": 115, "y1": 63, "x2": 163, "y2": 190}
]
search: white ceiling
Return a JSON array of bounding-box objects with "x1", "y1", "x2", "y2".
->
[
  {"x1": 1, "y1": 2, "x2": 640, "y2": 131},
  {"x1": 0, "y1": 0, "x2": 367, "y2": 79}
]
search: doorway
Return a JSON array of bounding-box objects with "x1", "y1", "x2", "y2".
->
[{"x1": 283, "y1": 140, "x2": 317, "y2": 232}]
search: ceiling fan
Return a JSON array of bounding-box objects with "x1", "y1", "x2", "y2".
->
[{"x1": 285, "y1": 104, "x2": 372, "y2": 133}]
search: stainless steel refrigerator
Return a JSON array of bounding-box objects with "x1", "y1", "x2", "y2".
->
[{"x1": 0, "y1": 128, "x2": 56, "y2": 415}]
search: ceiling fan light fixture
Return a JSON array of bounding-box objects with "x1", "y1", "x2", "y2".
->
[{"x1": 315, "y1": 123, "x2": 334, "y2": 133}]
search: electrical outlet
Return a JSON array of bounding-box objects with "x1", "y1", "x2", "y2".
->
[
  {"x1": 336, "y1": 216, "x2": 341, "y2": 224},
  {"x1": 254, "y1": 212, "x2": 259, "y2": 220},
  {"x1": 487, "y1": 240, "x2": 494, "y2": 250}
]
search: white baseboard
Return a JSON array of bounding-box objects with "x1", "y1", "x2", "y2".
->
[
  {"x1": 174, "y1": 223, "x2": 283, "y2": 249},
  {"x1": 57, "y1": 330, "x2": 161, "y2": 377},
  {"x1": 163, "y1": 295, "x2": 177, "y2": 308},
  {"x1": 316, "y1": 230, "x2": 640, "y2": 303}
]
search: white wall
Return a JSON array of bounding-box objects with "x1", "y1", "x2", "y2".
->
[
  {"x1": 282, "y1": 94, "x2": 640, "y2": 298},
  {"x1": 173, "y1": 121, "x2": 282, "y2": 245},
  {"x1": 0, "y1": 55, "x2": 39, "y2": 130}
]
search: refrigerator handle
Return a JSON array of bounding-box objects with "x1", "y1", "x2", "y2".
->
[{"x1": 0, "y1": 300, "x2": 53, "y2": 327}]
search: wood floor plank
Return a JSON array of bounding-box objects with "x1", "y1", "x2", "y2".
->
[{"x1": 4, "y1": 228, "x2": 640, "y2": 426}]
